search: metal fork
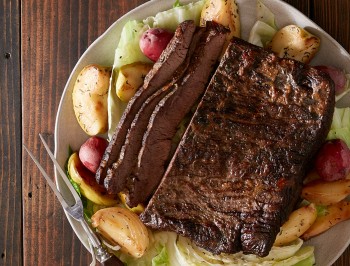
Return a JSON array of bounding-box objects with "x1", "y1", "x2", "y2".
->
[{"x1": 23, "y1": 134, "x2": 113, "y2": 264}]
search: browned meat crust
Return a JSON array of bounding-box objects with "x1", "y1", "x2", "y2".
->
[
  {"x1": 95, "y1": 20, "x2": 197, "y2": 184},
  {"x1": 103, "y1": 27, "x2": 206, "y2": 195},
  {"x1": 140, "y1": 37, "x2": 335, "y2": 257},
  {"x1": 125, "y1": 22, "x2": 228, "y2": 207}
]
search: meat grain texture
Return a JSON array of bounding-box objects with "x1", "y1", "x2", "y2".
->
[
  {"x1": 104, "y1": 26, "x2": 206, "y2": 198},
  {"x1": 141, "y1": 37, "x2": 335, "y2": 257},
  {"x1": 103, "y1": 22, "x2": 228, "y2": 207},
  {"x1": 95, "y1": 20, "x2": 197, "y2": 185},
  {"x1": 126, "y1": 22, "x2": 228, "y2": 207}
]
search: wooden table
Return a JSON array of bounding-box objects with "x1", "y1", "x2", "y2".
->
[{"x1": 1, "y1": 0, "x2": 349, "y2": 265}]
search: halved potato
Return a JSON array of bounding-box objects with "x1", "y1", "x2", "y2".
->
[
  {"x1": 72, "y1": 64, "x2": 111, "y2": 135},
  {"x1": 200, "y1": 0, "x2": 241, "y2": 40},
  {"x1": 68, "y1": 152, "x2": 118, "y2": 206},
  {"x1": 116, "y1": 62, "x2": 153, "y2": 102},
  {"x1": 274, "y1": 203, "x2": 317, "y2": 246},
  {"x1": 302, "y1": 201, "x2": 350, "y2": 240},
  {"x1": 268, "y1": 25, "x2": 320, "y2": 63},
  {"x1": 91, "y1": 207, "x2": 149, "y2": 258},
  {"x1": 302, "y1": 178, "x2": 350, "y2": 205},
  {"x1": 118, "y1": 192, "x2": 145, "y2": 214}
]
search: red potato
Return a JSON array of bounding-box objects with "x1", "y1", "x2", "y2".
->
[
  {"x1": 79, "y1": 136, "x2": 109, "y2": 174},
  {"x1": 315, "y1": 139, "x2": 350, "y2": 181},
  {"x1": 315, "y1": 65, "x2": 347, "y2": 95},
  {"x1": 139, "y1": 28, "x2": 174, "y2": 62}
]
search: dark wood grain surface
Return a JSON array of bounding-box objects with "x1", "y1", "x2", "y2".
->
[
  {"x1": 1, "y1": 0, "x2": 349, "y2": 265},
  {"x1": 0, "y1": 0, "x2": 22, "y2": 265}
]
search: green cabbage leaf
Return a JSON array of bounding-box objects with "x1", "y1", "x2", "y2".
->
[
  {"x1": 327, "y1": 73, "x2": 350, "y2": 145},
  {"x1": 248, "y1": 0, "x2": 278, "y2": 47},
  {"x1": 116, "y1": 231, "x2": 314, "y2": 266},
  {"x1": 327, "y1": 106, "x2": 350, "y2": 146}
]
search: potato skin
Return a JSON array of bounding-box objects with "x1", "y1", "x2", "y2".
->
[
  {"x1": 116, "y1": 62, "x2": 152, "y2": 102},
  {"x1": 73, "y1": 64, "x2": 111, "y2": 135},
  {"x1": 302, "y1": 201, "x2": 350, "y2": 240},
  {"x1": 200, "y1": 0, "x2": 241, "y2": 40},
  {"x1": 79, "y1": 136, "x2": 109, "y2": 174},
  {"x1": 302, "y1": 178, "x2": 350, "y2": 205},
  {"x1": 139, "y1": 29, "x2": 174, "y2": 62},
  {"x1": 268, "y1": 25, "x2": 320, "y2": 64},
  {"x1": 91, "y1": 207, "x2": 149, "y2": 258},
  {"x1": 68, "y1": 152, "x2": 118, "y2": 206},
  {"x1": 274, "y1": 203, "x2": 317, "y2": 246}
]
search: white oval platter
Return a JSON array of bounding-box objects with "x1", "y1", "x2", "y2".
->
[{"x1": 54, "y1": 1, "x2": 350, "y2": 265}]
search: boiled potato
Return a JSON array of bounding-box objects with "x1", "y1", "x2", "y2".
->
[
  {"x1": 139, "y1": 28, "x2": 174, "y2": 62},
  {"x1": 79, "y1": 136, "x2": 109, "y2": 174},
  {"x1": 274, "y1": 203, "x2": 317, "y2": 246},
  {"x1": 302, "y1": 201, "x2": 350, "y2": 240},
  {"x1": 302, "y1": 178, "x2": 350, "y2": 205},
  {"x1": 116, "y1": 62, "x2": 153, "y2": 102},
  {"x1": 200, "y1": 0, "x2": 241, "y2": 40},
  {"x1": 91, "y1": 207, "x2": 149, "y2": 258},
  {"x1": 268, "y1": 25, "x2": 320, "y2": 64},
  {"x1": 118, "y1": 192, "x2": 144, "y2": 214},
  {"x1": 68, "y1": 152, "x2": 118, "y2": 206},
  {"x1": 73, "y1": 64, "x2": 111, "y2": 136}
]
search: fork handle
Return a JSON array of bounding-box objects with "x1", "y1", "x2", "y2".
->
[{"x1": 80, "y1": 218, "x2": 112, "y2": 263}]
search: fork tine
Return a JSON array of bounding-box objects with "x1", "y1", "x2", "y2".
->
[
  {"x1": 38, "y1": 134, "x2": 81, "y2": 203},
  {"x1": 25, "y1": 141, "x2": 113, "y2": 262},
  {"x1": 23, "y1": 145, "x2": 70, "y2": 210}
]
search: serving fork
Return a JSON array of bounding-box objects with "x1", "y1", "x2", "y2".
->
[{"x1": 23, "y1": 134, "x2": 122, "y2": 265}]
